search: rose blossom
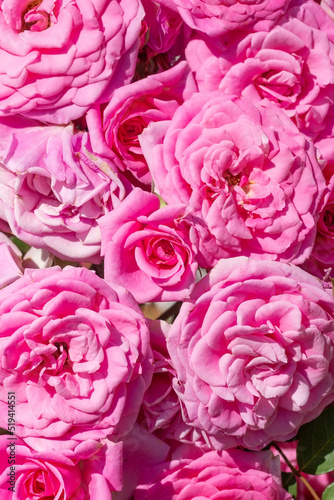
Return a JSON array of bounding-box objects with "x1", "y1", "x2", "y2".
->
[
  {"x1": 0, "y1": 116, "x2": 129, "y2": 263},
  {"x1": 0, "y1": 435, "x2": 123, "y2": 499},
  {"x1": 141, "y1": 319, "x2": 181, "y2": 433},
  {"x1": 0, "y1": 266, "x2": 153, "y2": 445},
  {"x1": 142, "y1": 0, "x2": 184, "y2": 54},
  {"x1": 0, "y1": 232, "x2": 23, "y2": 288},
  {"x1": 155, "y1": 0, "x2": 292, "y2": 37},
  {"x1": 99, "y1": 188, "x2": 198, "y2": 303},
  {"x1": 140, "y1": 92, "x2": 326, "y2": 265},
  {"x1": 87, "y1": 62, "x2": 197, "y2": 185},
  {"x1": 0, "y1": 0, "x2": 144, "y2": 124},
  {"x1": 218, "y1": 0, "x2": 334, "y2": 139},
  {"x1": 135, "y1": 448, "x2": 291, "y2": 499},
  {"x1": 303, "y1": 177, "x2": 334, "y2": 278},
  {"x1": 167, "y1": 257, "x2": 334, "y2": 450}
]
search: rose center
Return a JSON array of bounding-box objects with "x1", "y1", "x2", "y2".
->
[
  {"x1": 20, "y1": 0, "x2": 51, "y2": 32},
  {"x1": 224, "y1": 170, "x2": 241, "y2": 187},
  {"x1": 53, "y1": 342, "x2": 69, "y2": 361}
]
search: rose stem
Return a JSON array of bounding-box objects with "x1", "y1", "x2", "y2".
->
[{"x1": 272, "y1": 443, "x2": 321, "y2": 500}]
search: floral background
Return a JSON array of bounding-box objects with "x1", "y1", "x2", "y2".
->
[{"x1": 0, "y1": 0, "x2": 334, "y2": 498}]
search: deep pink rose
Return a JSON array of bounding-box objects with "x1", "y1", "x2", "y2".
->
[
  {"x1": 167, "y1": 257, "x2": 334, "y2": 450},
  {"x1": 156, "y1": 0, "x2": 291, "y2": 36},
  {"x1": 88, "y1": 62, "x2": 197, "y2": 185},
  {"x1": 0, "y1": 435, "x2": 123, "y2": 499},
  {"x1": 0, "y1": 0, "x2": 143, "y2": 124},
  {"x1": 0, "y1": 266, "x2": 153, "y2": 445},
  {"x1": 99, "y1": 188, "x2": 199, "y2": 303},
  {"x1": 140, "y1": 92, "x2": 326, "y2": 265},
  {"x1": 142, "y1": 0, "x2": 183, "y2": 54},
  {"x1": 135, "y1": 448, "x2": 292, "y2": 499},
  {"x1": 0, "y1": 116, "x2": 129, "y2": 263}
]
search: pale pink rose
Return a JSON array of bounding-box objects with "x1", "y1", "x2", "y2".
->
[
  {"x1": 156, "y1": 0, "x2": 291, "y2": 36},
  {"x1": 135, "y1": 448, "x2": 292, "y2": 499},
  {"x1": 140, "y1": 93, "x2": 326, "y2": 265},
  {"x1": 0, "y1": 116, "x2": 129, "y2": 263},
  {"x1": 0, "y1": 266, "x2": 153, "y2": 444},
  {"x1": 114, "y1": 423, "x2": 170, "y2": 500},
  {"x1": 167, "y1": 257, "x2": 334, "y2": 450},
  {"x1": 0, "y1": 0, "x2": 144, "y2": 124},
  {"x1": 303, "y1": 177, "x2": 334, "y2": 278},
  {"x1": 141, "y1": 319, "x2": 181, "y2": 433},
  {"x1": 0, "y1": 235, "x2": 22, "y2": 288},
  {"x1": 0, "y1": 435, "x2": 123, "y2": 499},
  {"x1": 99, "y1": 188, "x2": 199, "y2": 303},
  {"x1": 272, "y1": 441, "x2": 334, "y2": 500},
  {"x1": 87, "y1": 62, "x2": 197, "y2": 185},
  {"x1": 217, "y1": 0, "x2": 334, "y2": 139}
]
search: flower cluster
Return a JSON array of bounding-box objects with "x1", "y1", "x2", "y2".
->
[{"x1": 0, "y1": 0, "x2": 334, "y2": 498}]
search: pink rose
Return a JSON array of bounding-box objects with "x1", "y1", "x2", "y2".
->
[
  {"x1": 303, "y1": 178, "x2": 334, "y2": 278},
  {"x1": 99, "y1": 188, "x2": 199, "y2": 303},
  {"x1": 0, "y1": 232, "x2": 22, "y2": 288},
  {"x1": 114, "y1": 423, "x2": 170, "y2": 500},
  {"x1": 140, "y1": 92, "x2": 326, "y2": 265},
  {"x1": 135, "y1": 448, "x2": 291, "y2": 499},
  {"x1": 167, "y1": 257, "x2": 334, "y2": 450},
  {"x1": 0, "y1": 0, "x2": 144, "y2": 124},
  {"x1": 156, "y1": 0, "x2": 291, "y2": 36},
  {"x1": 141, "y1": 319, "x2": 181, "y2": 433},
  {"x1": 88, "y1": 62, "x2": 197, "y2": 185},
  {"x1": 0, "y1": 116, "x2": 129, "y2": 263},
  {"x1": 218, "y1": 0, "x2": 334, "y2": 139},
  {"x1": 142, "y1": 0, "x2": 183, "y2": 54},
  {"x1": 0, "y1": 435, "x2": 123, "y2": 499},
  {"x1": 0, "y1": 266, "x2": 153, "y2": 445}
]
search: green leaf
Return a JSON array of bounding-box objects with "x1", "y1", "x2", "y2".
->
[
  {"x1": 322, "y1": 482, "x2": 334, "y2": 500},
  {"x1": 10, "y1": 236, "x2": 30, "y2": 255},
  {"x1": 281, "y1": 472, "x2": 297, "y2": 498},
  {"x1": 297, "y1": 406, "x2": 334, "y2": 475}
]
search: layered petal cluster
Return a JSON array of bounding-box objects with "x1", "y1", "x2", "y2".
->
[
  {"x1": 0, "y1": 117, "x2": 129, "y2": 263},
  {"x1": 0, "y1": 266, "x2": 153, "y2": 444},
  {"x1": 0, "y1": 435, "x2": 123, "y2": 499},
  {"x1": 156, "y1": 0, "x2": 291, "y2": 36},
  {"x1": 167, "y1": 258, "x2": 334, "y2": 450},
  {"x1": 305, "y1": 178, "x2": 334, "y2": 277},
  {"x1": 99, "y1": 189, "x2": 198, "y2": 302},
  {"x1": 141, "y1": 319, "x2": 181, "y2": 433},
  {"x1": 215, "y1": 0, "x2": 334, "y2": 139},
  {"x1": 135, "y1": 448, "x2": 291, "y2": 499},
  {"x1": 140, "y1": 93, "x2": 326, "y2": 265},
  {"x1": 88, "y1": 61, "x2": 197, "y2": 185},
  {"x1": 0, "y1": 0, "x2": 144, "y2": 123}
]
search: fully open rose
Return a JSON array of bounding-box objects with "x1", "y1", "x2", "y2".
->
[
  {"x1": 99, "y1": 189, "x2": 198, "y2": 303},
  {"x1": 0, "y1": 116, "x2": 129, "y2": 263},
  {"x1": 135, "y1": 448, "x2": 291, "y2": 499},
  {"x1": 140, "y1": 93, "x2": 326, "y2": 265},
  {"x1": 0, "y1": 266, "x2": 153, "y2": 445},
  {"x1": 0, "y1": 435, "x2": 123, "y2": 499},
  {"x1": 0, "y1": 0, "x2": 143, "y2": 124},
  {"x1": 167, "y1": 257, "x2": 334, "y2": 450},
  {"x1": 155, "y1": 0, "x2": 292, "y2": 36}
]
